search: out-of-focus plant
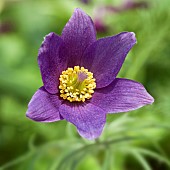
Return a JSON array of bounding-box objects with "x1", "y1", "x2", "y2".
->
[
  {"x1": 1, "y1": 111, "x2": 170, "y2": 170},
  {"x1": 93, "y1": 0, "x2": 149, "y2": 33}
]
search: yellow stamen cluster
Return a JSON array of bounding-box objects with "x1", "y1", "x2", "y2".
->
[{"x1": 59, "y1": 66, "x2": 96, "y2": 102}]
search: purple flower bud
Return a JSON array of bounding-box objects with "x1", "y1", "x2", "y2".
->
[
  {"x1": 94, "y1": 19, "x2": 108, "y2": 33},
  {"x1": 121, "y1": 0, "x2": 149, "y2": 10},
  {"x1": 80, "y1": 0, "x2": 90, "y2": 4},
  {"x1": 0, "y1": 22, "x2": 14, "y2": 34}
]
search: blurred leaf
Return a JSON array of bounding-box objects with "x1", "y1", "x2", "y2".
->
[{"x1": 131, "y1": 150, "x2": 152, "y2": 170}]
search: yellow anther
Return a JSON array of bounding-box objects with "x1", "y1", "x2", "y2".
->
[{"x1": 59, "y1": 66, "x2": 96, "y2": 102}]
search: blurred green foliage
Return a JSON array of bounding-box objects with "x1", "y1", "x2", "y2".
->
[{"x1": 0, "y1": 0, "x2": 170, "y2": 169}]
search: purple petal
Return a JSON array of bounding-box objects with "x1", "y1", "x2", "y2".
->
[
  {"x1": 38, "y1": 32, "x2": 67, "y2": 94},
  {"x1": 59, "y1": 102, "x2": 106, "y2": 140},
  {"x1": 91, "y1": 78, "x2": 154, "y2": 113},
  {"x1": 26, "y1": 87, "x2": 63, "y2": 122},
  {"x1": 61, "y1": 8, "x2": 96, "y2": 67},
  {"x1": 81, "y1": 32, "x2": 136, "y2": 88}
]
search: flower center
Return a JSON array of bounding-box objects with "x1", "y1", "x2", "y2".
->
[{"x1": 59, "y1": 66, "x2": 96, "y2": 102}]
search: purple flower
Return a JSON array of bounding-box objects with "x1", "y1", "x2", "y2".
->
[
  {"x1": 80, "y1": 0, "x2": 90, "y2": 4},
  {"x1": 26, "y1": 8, "x2": 154, "y2": 140},
  {"x1": 121, "y1": 0, "x2": 149, "y2": 10},
  {"x1": 94, "y1": 19, "x2": 108, "y2": 33}
]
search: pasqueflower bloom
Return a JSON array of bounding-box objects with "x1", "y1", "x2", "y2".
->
[
  {"x1": 26, "y1": 8, "x2": 154, "y2": 140},
  {"x1": 80, "y1": 0, "x2": 90, "y2": 4}
]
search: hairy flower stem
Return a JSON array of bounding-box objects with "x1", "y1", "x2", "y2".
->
[{"x1": 57, "y1": 136, "x2": 141, "y2": 169}]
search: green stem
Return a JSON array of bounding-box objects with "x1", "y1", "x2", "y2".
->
[{"x1": 0, "y1": 151, "x2": 34, "y2": 170}]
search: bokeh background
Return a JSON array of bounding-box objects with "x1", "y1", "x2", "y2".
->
[{"x1": 0, "y1": 0, "x2": 170, "y2": 169}]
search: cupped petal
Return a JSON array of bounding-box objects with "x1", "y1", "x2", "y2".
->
[
  {"x1": 91, "y1": 78, "x2": 154, "y2": 113},
  {"x1": 26, "y1": 87, "x2": 63, "y2": 122},
  {"x1": 81, "y1": 32, "x2": 136, "y2": 88},
  {"x1": 61, "y1": 8, "x2": 96, "y2": 67},
  {"x1": 59, "y1": 102, "x2": 106, "y2": 140},
  {"x1": 38, "y1": 32, "x2": 67, "y2": 94}
]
